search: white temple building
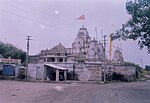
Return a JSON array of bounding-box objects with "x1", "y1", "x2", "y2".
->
[
  {"x1": 28, "y1": 26, "x2": 136, "y2": 82},
  {"x1": 38, "y1": 25, "x2": 106, "y2": 64}
]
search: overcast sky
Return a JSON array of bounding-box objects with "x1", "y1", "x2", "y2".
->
[{"x1": 0, "y1": 0, "x2": 149, "y2": 67}]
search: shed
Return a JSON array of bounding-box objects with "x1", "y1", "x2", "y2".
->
[{"x1": 44, "y1": 63, "x2": 68, "y2": 81}]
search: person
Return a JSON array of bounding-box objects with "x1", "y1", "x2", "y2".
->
[
  {"x1": 59, "y1": 75, "x2": 63, "y2": 81},
  {"x1": 47, "y1": 75, "x2": 50, "y2": 81}
]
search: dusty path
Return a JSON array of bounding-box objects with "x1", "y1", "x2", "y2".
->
[{"x1": 0, "y1": 80, "x2": 150, "y2": 103}]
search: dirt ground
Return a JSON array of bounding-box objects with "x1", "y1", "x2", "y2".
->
[
  {"x1": 0, "y1": 80, "x2": 150, "y2": 103},
  {"x1": 0, "y1": 80, "x2": 69, "y2": 103}
]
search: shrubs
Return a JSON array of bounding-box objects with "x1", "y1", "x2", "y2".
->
[{"x1": 0, "y1": 41, "x2": 26, "y2": 64}]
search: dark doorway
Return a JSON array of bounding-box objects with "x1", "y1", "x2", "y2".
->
[
  {"x1": 112, "y1": 72, "x2": 125, "y2": 81},
  {"x1": 58, "y1": 58, "x2": 63, "y2": 62},
  {"x1": 0, "y1": 70, "x2": 2, "y2": 75},
  {"x1": 45, "y1": 66, "x2": 56, "y2": 81},
  {"x1": 59, "y1": 70, "x2": 64, "y2": 81},
  {"x1": 18, "y1": 68, "x2": 25, "y2": 79}
]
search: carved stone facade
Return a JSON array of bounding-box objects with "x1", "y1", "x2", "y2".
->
[
  {"x1": 112, "y1": 48, "x2": 124, "y2": 64},
  {"x1": 38, "y1": 26, "x2": 106, "y2": 64},
  {"x1": 38, "y1": 42, "x2": 67, "y2": 63},
  {"x1": 28, "y1": 26, "x2": 136, "y2": 82}
]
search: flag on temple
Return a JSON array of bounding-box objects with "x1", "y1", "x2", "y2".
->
[{"x1": 76, "y1": 14, "x2": 85, "y2": 20}]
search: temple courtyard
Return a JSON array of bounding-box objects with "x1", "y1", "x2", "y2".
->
[{"x1": 0, "y1": 80, "x2": 150, "y2": 103}]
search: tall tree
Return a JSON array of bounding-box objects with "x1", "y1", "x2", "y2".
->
[
  {"x1": 0, "y1": 41, "x2": 26, "y2": 63},
  {"x1": 113, "y1": 0, "x2": 150, "y2": 52}
]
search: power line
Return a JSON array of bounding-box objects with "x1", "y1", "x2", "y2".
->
[
  {"x1": 0, "y1": 1, "x2": 77, "y2": 33},
  {"x1": 0, "y1": 8, "x2": 60, "y2": 29},
  {"x1": 0, "y1": 0, "x2": 77, "y2": 28},
  {"x1": 0, "y1": 1, "x2": 92, "y2": 40},
  {"x1": 0, "y1": 7, "x2": 76, "y2": 36}
]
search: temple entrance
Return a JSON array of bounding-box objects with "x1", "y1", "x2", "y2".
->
[
  {"x1": 44, "y1": 64, "x2": 67, "y2": 81},
  {"x1": 18, "y1": 66, "x2": 26, "y2": 79},
  {"x1": 45, "y1": 66, "x2": 56, "y2": 81},
  {"x1": 59, "y1": 70, "x2": 64, "y2": 81}
]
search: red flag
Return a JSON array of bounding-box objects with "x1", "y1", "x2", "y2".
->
[{"x1": 76, "y1": 14, "x2": 85, "y2": 20}]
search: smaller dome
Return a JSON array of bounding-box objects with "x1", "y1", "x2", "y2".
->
[
  {"x1": 112, "y1": 48, "x2": 124, "y2": 63},
  {"x1": 49, "y1": 43, "x2": 66, "y2": 53}
]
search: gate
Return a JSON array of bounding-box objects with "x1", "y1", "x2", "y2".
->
[{"x1": 3, "y1": 65, "x2": 15, "y2": 76}]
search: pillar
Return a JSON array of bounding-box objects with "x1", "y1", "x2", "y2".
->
[
  {"x1": 55, "y1": 57, "x2": 57, "y2": 63},
  {"x1": 63, "y1": 58, "x2": 65, "y2": 63},
  {"x1": 43, "y1": 66, "x2": 46, "y2": 81},
  {"x1": 64, "y1": 70, "x2": 67, "y2": 81},
  {"x1": 45, "y1": 58, "x2": 48, "y2": 62},
  {"x1": 56, "y1": 69, "x2": 59, "y2": 81}
]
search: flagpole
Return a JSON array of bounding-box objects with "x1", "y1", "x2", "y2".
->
[
  {"x1": 84, "y1": 18, "x2": 87, "y2": 27},
  {"x1": 76, "y1": 14, "x2": 88, "y2": 44}
]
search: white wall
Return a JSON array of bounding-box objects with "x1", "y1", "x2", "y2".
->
[{"x1": 28, "y1": 63, "x2": 44, "y2": 80}]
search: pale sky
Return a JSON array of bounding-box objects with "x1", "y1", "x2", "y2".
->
[{"x1": 0, "y1": 0, "x2": 149, "y2": 67}]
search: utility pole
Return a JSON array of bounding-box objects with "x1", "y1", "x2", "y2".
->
[
  {"x1": 140, "y1": 59, "x2": 144, "y2": 69},
  {"x1": 102, "y1": 35, "x2": 107, "y2": 82},
  {"x1": 26, "y1": 36, "x2": 32, "y2": 81}
]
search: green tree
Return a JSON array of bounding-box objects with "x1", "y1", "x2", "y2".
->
[
  {"x1": 0, "y1": 41, "x2": 26, "y2": 63},
  {"x1": 113, "y1": 0, "x2": 150, "y2": 52}
]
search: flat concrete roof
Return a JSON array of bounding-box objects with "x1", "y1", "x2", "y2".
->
[{"x1": 44, "y1": 63, "x2": 68, "y2": 71}]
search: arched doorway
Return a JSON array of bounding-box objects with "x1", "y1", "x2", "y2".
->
[{"x1": 58, "y1": 58, "x2": 63, "y2": 62}]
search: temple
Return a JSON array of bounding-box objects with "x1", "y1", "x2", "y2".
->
[
  {"x1": 38, "y1": 25, "x2": 106, "y2": 64},
  {"x1": 28, "y1": 26, "x2": 136, "y2": 82}
]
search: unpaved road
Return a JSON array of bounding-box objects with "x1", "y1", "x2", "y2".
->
[{"x1": 0, "y1": 80, "x2": 150, "y2": 103}]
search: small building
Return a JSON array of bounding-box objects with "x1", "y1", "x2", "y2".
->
[
  {"x1": 0, "y1": 56, "x2": 21, "y2": 79},
  {"x1": 28, "y1": 63, "x2": 67, "y2": 81}
]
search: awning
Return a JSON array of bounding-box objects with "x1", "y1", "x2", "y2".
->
[{"x1": 44, "y1": 63, "x2": 68, "y2": 71}]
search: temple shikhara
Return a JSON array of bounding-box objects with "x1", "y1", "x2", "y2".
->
[
  {"x1": 28, "y1": 26, "x2": 135, "y2": 82},
  {"x1": 38, "y1": 26, "x2": 106, "y2": 64}
]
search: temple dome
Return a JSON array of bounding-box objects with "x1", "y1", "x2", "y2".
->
[
  {"x1": 112, "y1": 48, "x2": 124, "y2": 63},
  {"x1": 77, "y1": 25, "x2": 90, "y2": 38},
  {"x1": 49, "y1": 43, "x2": 66, "y2": 53},
  {"x1": 79, "y1": 26, "x2": 87, "y2": 30}
]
